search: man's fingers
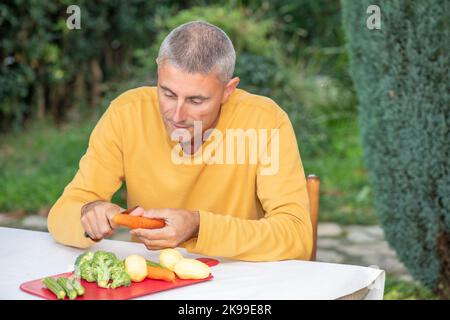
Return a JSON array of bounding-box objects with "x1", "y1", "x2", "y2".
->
[
  {"x1": 106, "y1": 208, "x2": 120, "y2": 229},
  {"x1": 129, "y1": 206, "x2": 145, "y2": 217},
  {"x1": 130, "y1": 227, "x2": 171, "y2": 240},
  {"x1": 142, "y1": 209, "x2": 170, "y2": 220},
  {"x1": 86, "y1": 220, "x2": 102, "y2": 241},
  {"x1": 83, "y1": 223, "x2": 96, "y2": 240},
  {"x1": 104, "y1": 229, "x2": 114, "y2": 238},
  {"x1": 139, "y1": 237, "x2": 173, "y2": 250},
  {"x1": 81, "y1": 214, "x2": 100, "y2": 241},
  {"x1": 99, "y1": 211, "x2": 114, "y2": 235},
  {"x1": 92, "y1": 215, "x2": 105, "y2": 240}
]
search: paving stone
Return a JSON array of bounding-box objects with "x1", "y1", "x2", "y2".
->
[
  {"x1": 316, "y1": 249, "x2": 345, "y2": 264},
  {"x1": 0, "y1": 210, "x2": 26, "y2": 225},
  {"x1": 21, "y1": 215, "x2": 48, "y2": 231},
  {"x1": 364, "y1": 226, "x2": 385, "y2": 239},
  {"x1": 317, "y1": 238, "x2": 340, "y2": 249},
  {"x1": 345, "y1": 226, "x2": 378, "y2": 243},
  {"x1": 317, "y1": 223, "x2": 344, "y2": 238},
  {"x1": 340, "y1": 244, "x2": 372, "y2": 257},
  {"x1": 362, "y1": 254, "x2": 409, "y2": 275},
  {"x1": 340, "y1": 242, "x2": 393, "y2": 258}
]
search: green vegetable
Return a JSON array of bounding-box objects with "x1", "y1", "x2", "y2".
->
[
  {"x1": 92, "y1": 251, "x2": 115, "y2": 288},
  {"x1": 110, "y1": 260, "x2": 131, "y2": 289},
  {"x1": 95, "y1": 264, "x2": 111, "y2": 288},
  {"x1": 42, "y1": 277, "x2": 66, "y2": 300},
  {"x1": 111, "y1": 270, "x2": 132, "y2": 289},
  {"x1": 74, "y1": 251, "x2": 95, "y2": 280},
  {"x1": 75, "y1": 251, "x2": 94, "y2": 267},
  {"x1": 80, "y1": 262, "x2": 96, "y2": 282},
  {"x1": 147, "y1": 261, "x2": 165, "y2": 268},
  {"x1": 69, "y1": 278, "x2": 85, "y2": 296},
  {"x1": 57, "y1": 277, "x2": 78, "y2": 300},
  {"x1": 73, "y1": 250, "x2": 130, "y2": 289}
]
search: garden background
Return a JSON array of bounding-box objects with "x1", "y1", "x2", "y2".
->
[{"x1": 1, "y1": 0, "x2": 448, "y2": 299}]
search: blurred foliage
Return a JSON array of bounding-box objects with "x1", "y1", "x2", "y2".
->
[
  {"x1": 384, "y1": 276, "x2": 437, "y2": 300},
  {"x1": 0, "y1": 0, "x2": 189, "y2": 132},
  {"x1": 0, "y1": 2, "x2": 373, "y2": 231},
  {"x1": 1, "y1": 3, "x2": 445, "y2": 298},
  {"x1": 0, "y1": 118, "x2": 95, "y2": 211},
  {"x1": 0, "y1": 0, "x2": 352, "y2": 129},
  {"x1": 343, "y1": 0, "x2": 449, "y2": 298},
  {"x1": 239, "y1": 0, "x2": 349, "y2": 80},
  {"x1": 144, "y1": 4, "x2": 282, "y2": 98}
]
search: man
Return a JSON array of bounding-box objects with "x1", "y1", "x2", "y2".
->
[{"x1": 48, "y1": 21, "x2": 312, "y2": 261}]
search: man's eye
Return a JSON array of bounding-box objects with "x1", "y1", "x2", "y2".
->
[
  {"x1": 165, "y1": 93, "x2": 176, "y2": 99},
  {"x1": 190, "y1": 99, "x2": 203, "y2": 105}
]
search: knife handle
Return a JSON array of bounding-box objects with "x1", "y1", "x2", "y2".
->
[{"x1": 83, "y1": 231, "x2": 101, "y2": 242}]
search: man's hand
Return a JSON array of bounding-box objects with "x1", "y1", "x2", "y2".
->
[
  {"x1": 80, "y1": 201, "x2": 131, "y2": 241},
  {"x1": 130, "y1": 208, "x2": 200, "y2": 250}
]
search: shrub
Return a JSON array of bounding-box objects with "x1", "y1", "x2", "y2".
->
[
  {"x1": 0, "y1": 0, "x2": 184, "y2": 132},
  {"x1": 342, "y1": 0, "x2": 449, "y2": 298}
]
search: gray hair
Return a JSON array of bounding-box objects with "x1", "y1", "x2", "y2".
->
[{"x1": 157, "y1": 21, "x2": 236, "y2": 83}]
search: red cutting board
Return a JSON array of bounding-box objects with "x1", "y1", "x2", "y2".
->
[{"x1": 20, "y1": 258, "x2": 219, "y2": 300}]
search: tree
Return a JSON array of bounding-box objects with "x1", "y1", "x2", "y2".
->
[{"x1": 342, "y1": 0, "x2": 449, "y2": 298}]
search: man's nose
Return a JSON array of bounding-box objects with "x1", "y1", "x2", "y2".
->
[{"x1": 172, "y1": 100, "x2": 186, "y2": 123}]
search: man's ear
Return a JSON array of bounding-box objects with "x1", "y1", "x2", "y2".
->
[{"x1": 221, "y1": 77, "x2": 240, "y2": 103}]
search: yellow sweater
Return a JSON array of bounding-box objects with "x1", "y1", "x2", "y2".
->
[{"x1": 47, "y1": 87, "x2": 312, "y2": 261}]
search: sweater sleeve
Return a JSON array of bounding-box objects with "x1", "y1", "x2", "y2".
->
[
  {"x1": 183, "y1": 112, "x2": 313, "y2": 261},
  {"x1": 47, "y1": 103, "x2": 125, "y2": 248}
]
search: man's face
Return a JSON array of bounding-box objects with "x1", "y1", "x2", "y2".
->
[{"x1": 156, "y1": 61, "x2": 238, "y2": 140}]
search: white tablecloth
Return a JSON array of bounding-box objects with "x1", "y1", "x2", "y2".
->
[{"x1": 0, "y1": 227, "x2": 385, "y2": 300}]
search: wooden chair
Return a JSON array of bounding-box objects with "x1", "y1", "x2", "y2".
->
[{"x1": 306, "y1": 174, "x2": 320, "y2": 261}]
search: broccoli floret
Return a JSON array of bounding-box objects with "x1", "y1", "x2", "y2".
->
[
  {"x1": 73, "y1": 250, "x2": 130, "y2": 289},
  {"x1": 95, "y1": 264, "x2": 111, "y2": 288},
  {"x1": 110, "y1": 270, "x2": 131, "y2": 289},
  {"x1": 75, "y1": 252, "x2": 94, "y2": 267},
  {"x1": 92, "y1": 251, "x2": 111, "y2": 264},
  {"x1": 74, "y1": 251, "x2": 95, "y2": 279},
  {"x1": 109, "y1": 260, "x2": 131, "y2": 288},
  {"x1": 92, "y1": 251, "x2": 115, "y2": 288},
  {"x1": 80, "y1": 262, "x2": 97, "y2": 282},
  {"x1": 110, "y1": 259, "x2": 125, "y2": 274}
]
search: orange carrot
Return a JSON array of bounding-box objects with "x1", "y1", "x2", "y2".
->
[
  {"x1": 112, "y1": 214, "x2": 165, "y2": 229},
  {"x1": 146, "y1": 261, "x2": 176, "y2": 282}
]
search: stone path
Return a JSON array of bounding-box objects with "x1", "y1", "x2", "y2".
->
[
  {"x1": 1, "y1": 214, "x2": 412, "y2": 281},
  {"x1": 316, "y1": 223, "x2": 412, "y2": 281}
]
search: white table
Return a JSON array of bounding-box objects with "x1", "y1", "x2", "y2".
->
[{"x1": 0, "y1": 227, "x2": 385, "y2": 300}]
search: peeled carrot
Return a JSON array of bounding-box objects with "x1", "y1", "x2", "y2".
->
[
  {"x1": 113, "y1": 214, "x2": 165, "y2": 229},
  {"x1": 146, "y1": 261, "x2": 176, "y2": 282}
]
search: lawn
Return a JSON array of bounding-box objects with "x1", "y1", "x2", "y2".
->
[{"x1": 0, "y1": 118, "x2": 126, "y2": 213}]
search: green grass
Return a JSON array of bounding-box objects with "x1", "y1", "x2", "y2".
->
[
  {"x1": 303, "y1": 118, "x2": 379, "y2": 225},
  {"x1": 0, "y1": 118, "x2": 126, "y2": 213},
  {"x1": 384, "y1": 276, "x2": 437, "y2": 300}
]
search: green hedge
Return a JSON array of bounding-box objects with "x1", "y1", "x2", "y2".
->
[
  {"x1": 1, "y1": 0, "x2": 351, "y2": 133},
  {"x1": 0, "y1": 0, "x2": 189, "y2": 132},
  {"x1": 342, "y1": 0, "x2": 449, "y2": 298}
]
